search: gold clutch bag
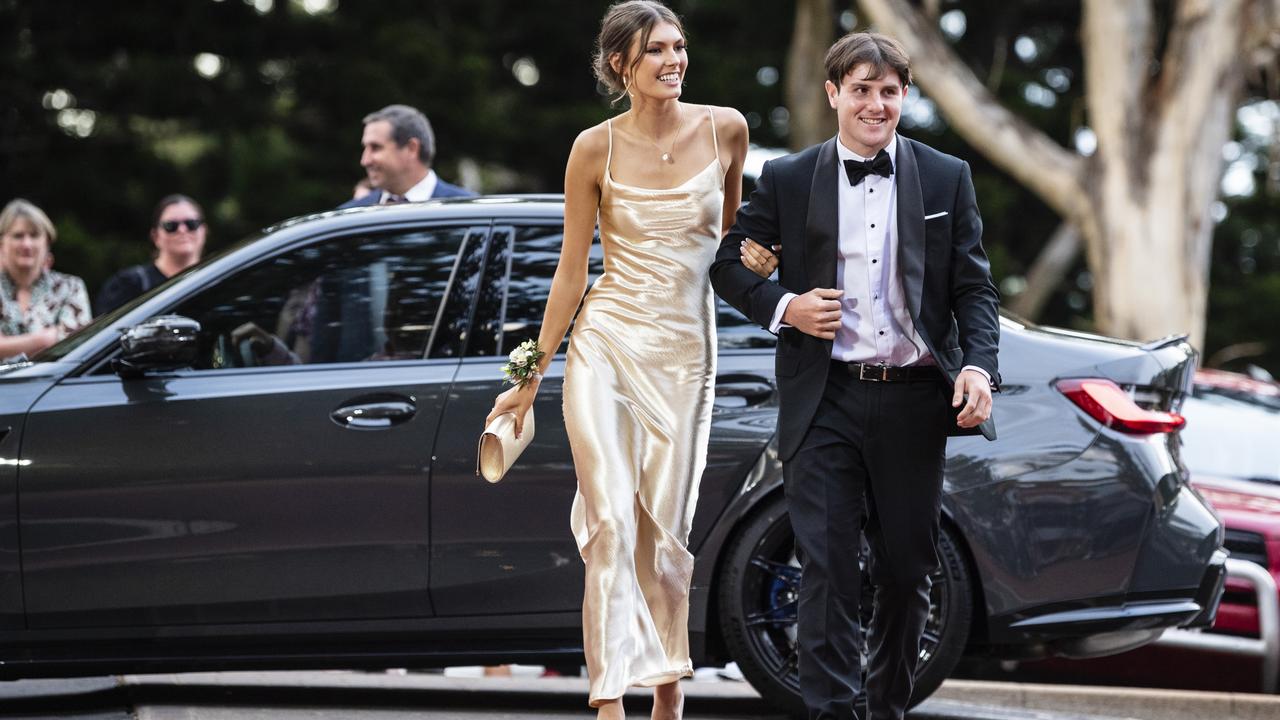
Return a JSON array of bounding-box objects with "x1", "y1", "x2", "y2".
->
[{"x1": 476, "y1": 407, "x2": 535, "y2": 483}]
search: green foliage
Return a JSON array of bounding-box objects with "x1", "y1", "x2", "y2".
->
[
  {"x1": 1205, "y1": 176, "x2": 1280, "y2": 375},
  {"x1": 0, "y1": 0, "x2": 1274, "y2": 377},
  {"x1": 0, "y1": 0, "x2": 794, "y2": 297}
]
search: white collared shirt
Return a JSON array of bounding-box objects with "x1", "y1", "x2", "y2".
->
[
  {"x1": 380, "y1": 170, "x2": 438, "y2": 203},
  {"x1": 770, "y1": 135, "x2": 929, "y2": 366},
  {"x1": 768, "y1": 135, "x2": 991, "y2": 383}
]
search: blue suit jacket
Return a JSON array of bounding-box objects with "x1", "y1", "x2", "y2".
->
[{"x1": 339, "y1": 178, "x2": 476, "y2": 209}]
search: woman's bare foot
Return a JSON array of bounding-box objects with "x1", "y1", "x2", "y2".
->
[
  {"x1": 651, "y1": 681, "x2": 684, "y2": 720},
  {"x1": 597, "y1": 698, "x2": 625, "y2": 720}
]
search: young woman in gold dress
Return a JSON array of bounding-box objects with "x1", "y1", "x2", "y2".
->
[{"x1": 486, "y1": 2, "x2": 749, "y2": 717}]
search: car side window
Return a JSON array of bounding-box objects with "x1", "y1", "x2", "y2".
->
[
  {"x1": 428, "y1": 225, "x2": 492, "y2": 359},
  {"x1": 168, "y1": 227, "x2": 476, "y2": 370},
  {"x1": 468, "y1": 225, "x2": 604, "y2": 358},
  {"x1": 467, "y1": 224, "x2": 773, "y2": 356},
  {"x1": 464, "y1": 226, "x2": 511, "y2": 359}
]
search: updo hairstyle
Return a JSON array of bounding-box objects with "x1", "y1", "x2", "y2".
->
[{"x1": 592, "y1": 1, "x2": 686, "y2": 105}]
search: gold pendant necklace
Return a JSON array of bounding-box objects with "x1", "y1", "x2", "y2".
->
[{"x1": 642, "y1": 105, "x2": 683, "y2": 164}]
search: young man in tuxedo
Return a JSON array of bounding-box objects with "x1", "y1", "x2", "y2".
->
[
  {"x1": 340, "y1": 104, "x2": 474, "y2": 208},
  {"x1": 710, "y1": 32, "x2": 1000, "y2": 720}
]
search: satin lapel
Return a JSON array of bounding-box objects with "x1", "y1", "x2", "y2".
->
[
  {"x1": 895, "y1": 137, "x2": 926, "y2": 323},
  {"x1": 803, "y1": 138, "x2": 840, "y2": 290}
]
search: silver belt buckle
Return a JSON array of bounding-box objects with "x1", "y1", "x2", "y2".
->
[{"x1": 859, "y1": 363, "x2": 889, "y2": 382}]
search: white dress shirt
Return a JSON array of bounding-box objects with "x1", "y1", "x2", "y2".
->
[
  {"x1": 381, "y1": 170, "x2": 438, "y2": 203},
  {"x1": 769, "y1": 135, "x2": 991, "y2": 383}
]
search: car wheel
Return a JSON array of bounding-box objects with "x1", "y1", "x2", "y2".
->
[{"x1": 717, "y1": 494, "x2": 973, "y2": 718}]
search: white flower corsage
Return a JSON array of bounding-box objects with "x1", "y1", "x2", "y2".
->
[{"x1": 502, "y1": 339, "x2": 546, "y2": 390}]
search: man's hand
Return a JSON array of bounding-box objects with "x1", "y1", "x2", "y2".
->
[
  {"x1": 782, "y1": 288, "x2": 843, "y2": 339},
  {"x1": 953, "y1": 369, "x2": 993, "y2": 428}
]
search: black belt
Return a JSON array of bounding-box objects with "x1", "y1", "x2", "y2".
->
[{"x1": 830, "y1": 360, "x2": 940, "y2": 382}]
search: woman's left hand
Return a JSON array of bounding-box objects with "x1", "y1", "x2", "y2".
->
[
  {"x1": 486, "y1": 378, "x2": 540, "y2": 438},
  {"x1": 740, "y1": 238, "x2": 780, "y2": 278}
]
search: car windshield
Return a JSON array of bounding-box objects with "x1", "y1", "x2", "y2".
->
[
  {"x1": 33, "y1": 237, "x2": 257, "y2": 362},
  {"x1": 1181, "y1": 386, "x2": 1280, "y2": 485},
  {"x1": 33, "y1": 294, "x2": 147, "y2": 362}
]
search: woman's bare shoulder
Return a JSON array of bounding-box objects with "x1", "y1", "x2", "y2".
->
[
  {"x1": 570, "y1": 120, "x2": 613, "y2": 162},
  {"x1": 565, "y1": 121, "x2": 614, "y2": 189},
  {"x1": 706, "y1": 104, "x2": 748, "y2": 139}
]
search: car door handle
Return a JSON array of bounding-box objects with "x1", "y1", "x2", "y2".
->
[
  {"x1": 715, "y1": 377, "x2": 774, "y2": 407},
  {"x1": 331, "y1": 395, "x2": 417, "y2": 429}
]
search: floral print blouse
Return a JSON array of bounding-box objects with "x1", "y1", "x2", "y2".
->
[{"x1": 0, "y1": 270, "x2": 92, "y2": 342}]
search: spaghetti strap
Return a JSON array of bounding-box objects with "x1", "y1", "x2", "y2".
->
[
  {"x1": 707, "y1": 107, "x2": 720, "y2": 165},
  {"x1": 605, "y1": 118, "x2": 614, "y2": 179}
]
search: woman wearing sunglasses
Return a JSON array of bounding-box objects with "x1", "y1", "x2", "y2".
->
[
  {"x1": 0, "y1": 198, "x2": 92, "y2": 360},
  {"x1": 96, "y1": 194, "x2": 207, "y2": 315}
]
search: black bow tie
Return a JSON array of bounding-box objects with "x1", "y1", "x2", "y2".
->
[{"x1": 843, "y1": 149, "x2": 893, "y2": 186}]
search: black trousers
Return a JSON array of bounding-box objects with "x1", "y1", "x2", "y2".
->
[{"x1": 783, "y1": 366, "x2": 950, "y2": 720}]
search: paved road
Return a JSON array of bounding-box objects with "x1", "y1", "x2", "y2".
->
[
  {"x1": 2, "y1": 673, "x2": 787, "y2": 720},
  {"x1": 4, "y1": 671, "x2": 1271, "y2": 720}
]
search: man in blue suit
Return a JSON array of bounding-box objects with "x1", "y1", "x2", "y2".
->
[{"x1": 340, "y1": 104, "x2": 475, "y2": 208}]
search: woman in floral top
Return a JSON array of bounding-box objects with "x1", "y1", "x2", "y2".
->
[{"x1": 0, "y1": 199, "x2": 92, "y2": 360}]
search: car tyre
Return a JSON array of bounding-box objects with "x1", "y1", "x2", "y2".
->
[{"x1": 717, "y1": 494, "x2": 973, "y2": 718}]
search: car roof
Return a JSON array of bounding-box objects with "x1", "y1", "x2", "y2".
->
[{"x1": 261, "y1": 195, "x2": 567, "y2": 238}]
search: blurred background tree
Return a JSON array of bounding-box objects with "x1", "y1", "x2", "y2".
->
[
  {"x1": 860, "y1": 0, "x2": 1280, "y2": 355},
  {"x1": 1, "y1": 0, "x2": 1277, "y2": 374}
]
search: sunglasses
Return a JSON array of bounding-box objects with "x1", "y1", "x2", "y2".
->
[{"x1": 159, "y1": 218, "x2": 203, "y2": 233}]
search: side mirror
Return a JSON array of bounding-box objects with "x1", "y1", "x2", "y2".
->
[{"x1": 113, "y1": 315, "x2": 201, "y2": 378}]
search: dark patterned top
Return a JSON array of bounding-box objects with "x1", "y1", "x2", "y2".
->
[{"x1": 0, "y1": 270, "x2": 93, "y2": 340}]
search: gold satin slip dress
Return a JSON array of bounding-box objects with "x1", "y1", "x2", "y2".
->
[{"x1": 564, "y1": 107, "x2": 724, "y2": 707}]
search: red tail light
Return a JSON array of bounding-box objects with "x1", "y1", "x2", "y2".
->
[{"x1": 1055, "y1": 378, "x2": 1186, "y2": 434}]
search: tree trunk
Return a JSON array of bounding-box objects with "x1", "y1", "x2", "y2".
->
[
  {"x1": 787, "y1": 0, "x2": 838, "y2": 150},
  {"x1": 1008, "y1": 222, "x2": 1081, "y2": 321},
  {"x1": 858, "y1": 0, "x2": 1280, "y2": 348},
  {"x1": 1082, "y1": 0, "x2": 1251, "y2": 346}
]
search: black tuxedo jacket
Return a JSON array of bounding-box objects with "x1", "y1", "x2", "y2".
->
[
  {"x1": 338, "y1": 178, "x2": 475, "y2": 209},
  {"x1": 710, "y1": 135, "x2": 1000, "y2": 461}
]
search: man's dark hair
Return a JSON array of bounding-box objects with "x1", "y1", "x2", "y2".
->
[
  {"x1": 363, "y1": 104, "x2": 436, "y2": 166},
  {"x1": 824, "y1": 32, "x2": 911, "y2": 88}
]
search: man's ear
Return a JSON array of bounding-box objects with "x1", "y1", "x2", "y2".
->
[
  {"x1": 403, "y1": 136, "x2": 421, "y2": 158},
  {"x1": 825, "y1": 80, "x2": 839, "y2": 110}
]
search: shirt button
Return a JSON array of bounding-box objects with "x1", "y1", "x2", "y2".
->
[
  {"x1": 872, "y1": 258, "x2": 878, "y2": 264},
  {"x1": 879, "y1": 330, "x2": 885, "y2": 336},
  {"x1": 870, "y1": 223, "x2": 876, "y2": 228},
  {"x1": 869, "y1": 188, "x2": 875, "y2": 193},
  {"x1": 874, "y1": 294, "x2": 879, "y2": 299}
]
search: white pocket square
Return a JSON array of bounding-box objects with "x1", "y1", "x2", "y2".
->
[{"x1": 924, "y1": 211, "x2": 949, "y2": 220}]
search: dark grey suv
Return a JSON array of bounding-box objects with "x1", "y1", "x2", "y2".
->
[{"x1": 1, "y1": 198, "x2": 1224, "y2": 716}]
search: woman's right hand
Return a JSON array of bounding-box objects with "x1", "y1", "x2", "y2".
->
[
  {"x1": 29, "y1": 327, "x2": 60, "y2": 354},
  {"x1": 486, "y1": 378, "x2": 540, "y2": 438},
  {"x1": 740, "y1": 238, "x2": 780, "y2": 278}
]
